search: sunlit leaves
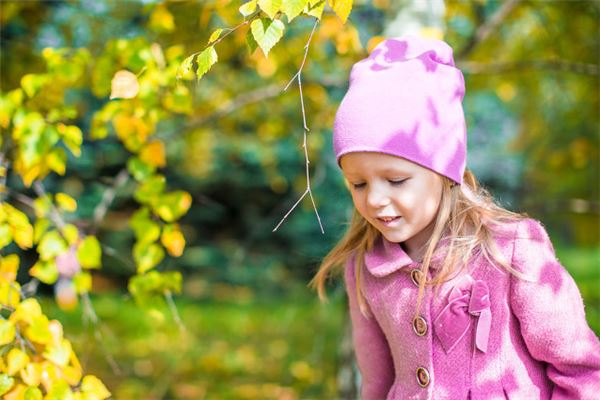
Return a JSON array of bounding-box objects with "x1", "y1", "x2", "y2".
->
[
  {"x1": 80, "y1": 375, "x2": 111, "y2": 399},
  {"x1": 240, "y1": 0, "x2": 257, "y2": 17},
  {"x1": 208, "y1": 28, "x2": 223, "y2": 44},
  {"x1": 29, "y1": 260, "x2": 59, "y2": 285},
  {"x1": 0, "y1": 281, "x2": 21, "y2": 308},
  {"x1": 0, "y1": 320, "x2": 16, "y2": 346},
  {"x1": 134, "y1": 242, "x2": 165, "y2": 274},
  {"x1": 251, "y1": 18, "x2": 285, "y2": 57},
  {"x1": 0, "y1": 255, "x2": 19, "y2": 282},
  {"x1": 161, "y1": 224, "x2": 185, "y2": 257},
  {"x1": 329, "y1": 0, "x2": 353, "y2": 23},
  {"x1": 109, "y1": 70, "x2": 140, "y2": 100},
  {"x1": 305, "y1": 0, "x2": 326, "y2": 19},
  {"x1": 154, "y1": 191, "x2": 192, "y2": 223},
  {"x1": 55, "y1": 193, "x2": 77, "y2": 213},
  {"x1": 7, "y1": 348, "x2": 30, "y2": 376},
  {"x1": 258, "y1": 0, "x2": 282, "y2": 19},
  {"x1": 0, "y1": 374, "x2": 15, "y2": 396},
  {"x1": 282, "y1": 0, "x2": 309, "y2": 22},
  {"x1": 149, "y1": 3, "x2": 175, "y2": 33},
  {"x1": 76, "y1": 236, "x2": 102, "y2": 269},
  {"x1": 128, "y1": 270, "x2": 182, "y2": 305},
  {"x1": 139, "y1": 140, "x2": 166, "y2": 168},
  {"x1": 38, "y1": 231, "x2": 67, "y2": 261},
  {"x1": 21, "y1": 74, "x2": 49, "y2": 98},
  {"x1": 196, "y1": 46, "x2": 218, "y2": 82}
]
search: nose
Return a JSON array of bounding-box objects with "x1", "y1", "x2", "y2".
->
[{"x1": 366, "y1": 185, "x2": 390, "y2": 208}]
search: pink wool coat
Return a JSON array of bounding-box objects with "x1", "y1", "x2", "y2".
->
[{"x1": 344, "y1": 218, "x2": 600, "y2": 399}]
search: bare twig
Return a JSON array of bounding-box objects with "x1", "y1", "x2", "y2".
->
[
  {"x1": 164, "y1": 290, "x2": 186, "y2": 333},
  {"x1": 273, "y1": 18, "x2": 324, "y2": 234},
  {"x1": 92, "y1": 169, "x2": 129, "y2": 233},
  {"x1": 457, "y1": 0, "x2": 521, "y2": 59},
  {"x1": 458, "y1": 59, "x2": 599, "y2": 76},
  {"x1": 185, "y1": 83, "x2": 282, "y2": 128}
]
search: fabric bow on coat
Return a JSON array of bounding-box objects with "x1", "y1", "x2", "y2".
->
[{"x1": 434, "y1": 276, "x2": 492, "y2": 354}]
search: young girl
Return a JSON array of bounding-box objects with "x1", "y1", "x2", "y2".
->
[{"x1": 310, "y1": 35, "x2": 600, "y2": 399}]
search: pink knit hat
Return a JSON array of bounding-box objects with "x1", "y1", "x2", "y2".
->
[{"x1": 333, "y1": 35, "x2": 467, "y2": 184}]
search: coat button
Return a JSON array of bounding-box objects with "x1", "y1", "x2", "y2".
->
[
  {"x1": 412, "y1": 316, "x2": 428, "y2": 336},
  {"x1": 410, "y1": 269, "x2": 423, "y2": 287},
  {"x1": 416, "y1": 367, "x2": 430, "y2": 388}
]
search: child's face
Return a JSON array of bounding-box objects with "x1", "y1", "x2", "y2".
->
[{"x1": 340, "y1": 152, "x2": 443, "y2": 256}]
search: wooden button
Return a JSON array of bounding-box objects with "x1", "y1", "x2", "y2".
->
[
  {"x1": 410, "y1": 269, "x2": 423, "y2": 286},
  {"x1": 412, "y1": 316, "x2": 428, "y2": 336},
  {"x1": 416, "y1": 366, "x2": 430, "y2": 388}
]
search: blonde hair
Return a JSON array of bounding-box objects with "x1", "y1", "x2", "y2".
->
[{"x1": 308, "y1": 169, "x2": 526, "y2": 318}]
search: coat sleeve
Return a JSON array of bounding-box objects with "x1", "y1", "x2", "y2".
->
[
  {"x1": 344, "y1": 257, "x2": 395, "y2": 400},
  {"x1": 509, "y1": 218, "x2": 600, "y2": 399}
]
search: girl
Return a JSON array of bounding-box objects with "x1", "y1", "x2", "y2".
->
[{"x1": 310, "y1": 35, "x2": 600, "y2": 399}]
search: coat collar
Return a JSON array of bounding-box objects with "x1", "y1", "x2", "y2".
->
[{"x1": 364, "y1": 236, "x2": 416, "y2": 277}]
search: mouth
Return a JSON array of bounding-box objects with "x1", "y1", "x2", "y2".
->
[{"x1": 376, "y1": 216, "x2": 401, "y2": 225}]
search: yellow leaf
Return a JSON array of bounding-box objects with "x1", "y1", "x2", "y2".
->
[
  {"x1": 0, "y1": 254, "x2": 19, "y2": 283},
  {"x1": 2, "y1": 382, "x2": 24, "y2": 400},
  {"x1": 239, "y1": 0, "x2": 257, "y2": 17},
  {"x1": 0, "y1": 319, "x2": 16, "y2": 346},
  {"x1": 0, "y1": 224, "x2": 12, "y2": 249},
  {"x1": 9, "y1": 298, "x2": 42, "y2": 325},
  {"x1": 161, "y1": 226, "x2": 185, "y2": 257},
  {"x1": 208, "y1": 28, "x2": 223, "y2": 44},
  {"x1": 329, "y1": 0, "x2": 353, "y2": 23},
  {"x1": 46, "y1": 148, "x2": 67, "y2": 175},
  {"x1": 76, "y1": 236, "x2": 102, "y2": 269},
  {"x1": 20, "y1": 362, "x2": 42, "y2": 387},
  {"x1": 139, "y1": 140, "x2": 166, "y2": 168},
  {"x1": 43, "y1": 338, "x2": 72, "y2": 367},
  {"x1": 7, "y1": 348, "x2": 29, "y2": 376},
  {"x1": 109, "y1": 70, "x2": 139, "y2": 100},
  {"x1": 81, "y1": 375, "x2": 111, "y2": 400},
  {"x1": 38, "y1": 230, "x2": 67, "y2": 261},
  {"x1": 61, "y1": 224, "x2": 80, "y2": 246},
  {"x1": 0, "y1": 281, "x2": 20, "y2": 309},
  {"x1": 149, "y1": 3, "x2": 175, "y2": 33},
  {"x1": 29, "y1": 259, "x2": 59, "y2": 285},
  {"x1": 258, "y1": 0, "x2": 282, "y2": 19},
  {"x1": 55, "y1": 193, "x2": 77, "y2": 213},
  {"x1": 25, "y1": 314, "x2": 52, "y2": 345},
  {"x1": 73, "y1": 272, "x2": 92, "y2": 294},
  {"x1": 23, "y1": 386, "x2": 42, "y2": 400}
]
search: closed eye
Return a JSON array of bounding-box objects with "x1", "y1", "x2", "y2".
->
[
  {"x1": 389, "y1": 178, "x2": 407, "y2": 186},
  {"x1": 351, "y1": 182, "x2": 366, "y2": 189}
]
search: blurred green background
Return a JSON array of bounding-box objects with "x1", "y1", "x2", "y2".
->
[{"x1": 1, "y1": 0, "x2": 598, "y2": 399}]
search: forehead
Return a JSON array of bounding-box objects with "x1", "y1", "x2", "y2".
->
[{"x1": 340, "y1": 152, "x2": 418, "y2": 174}]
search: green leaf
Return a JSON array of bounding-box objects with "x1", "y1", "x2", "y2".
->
[
  {"x1": 20, "y1": 74, "x2": 48, "y2": 98},
  {"x1": 153, "y1": 191, "x2": 192, "y2": 223},
  {"x1": 0, "y1": 374, "x2": 15, "y2": 396},
  {"x1": 0, "y1": 224, "x2": 12, "y2": 249},
  {"x1": 24, "y1": 386, "x2": 43, "y2": 400},
  {"x1": 127, "y1": 157, "x2": 155, "y2": 182},
  {"x1": 329, "y1": 0, "x2": 353, "y2": 23},
  {"x1": 305, "y1": 0, "x2": 325, "y2": 19},
  {"x1": 258, "y1": 0, "x2": 282, "y2": 19},
  {"x1": 38, "y1": 230, "x2": 67, "y2": 261},
  {"x1": 177, "y1": 55, "x2": 195, "y2": 80},
  {"x1": 239, "y1": 0, "x2": 257, "y2": 17},
  {"x1": 57, "y1": 124, "x2": 83, "y2": 157},
  {"x1": 251, "y1": 18, "x2": 285, "y2": 57},
  {"x1": 0, "y1": 319, "x2": 16, "y2": 347},
  {"x1": 73, "y1": 271, "x2": 92, "y2": 294},
  {"x1": 134, "y1": 242, "x2": 165, "y2": 274},
  {"x1": 208, "y1": 28, "x2": 223, "y2": 44},
  {"x1": 134, "y1": 174, "x2": 166, "y2": 204},
  {"x1": 29, "y1": 259, "x2": 59, "y2": 284},
  {"x1": 196, "y1": 46, "x2": 218, "y2": 82},
  {"x1": 76, "y1": 236, "x2": 102, "y2": 269},
  {"x1": 282, "y1": 0, "x2": 309, "y2": 22},
  {"x1": 45, "y1": 380, "x2": 73, "y2": 400},
  {"x1": 246, "y1": 30, "x2": 259, "y2": 54}
]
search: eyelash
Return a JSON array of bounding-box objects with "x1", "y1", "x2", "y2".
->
[{"x1": 351, "y1": 179, "x2": 407, "y2": 189}]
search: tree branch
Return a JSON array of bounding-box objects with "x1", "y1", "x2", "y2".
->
[
  {"x1": 273, "y1": 17, "x2": 324, "y2": 234},
  {"x1": 458, "y1": 59, "x2": 599, "y2": 76},
  {"x1": 457, "y1": 0, "x2": 522, "y2": 59}
]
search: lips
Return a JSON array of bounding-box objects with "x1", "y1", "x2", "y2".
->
[{"x1": 377, "y1": 216, "x2": 401, "y2": 225}]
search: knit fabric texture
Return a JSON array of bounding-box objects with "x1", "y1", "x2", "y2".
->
[
  {"x1": 345, "y1": 218, "x2": 600, "y2": 399},
  {"x1": 333, "y1": 34, "x2": 467, "y2": 184}
]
